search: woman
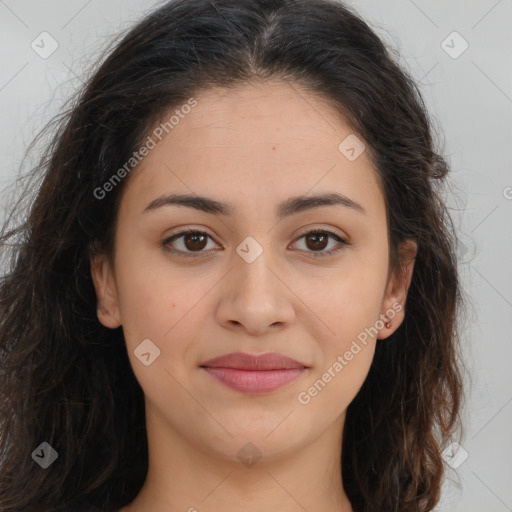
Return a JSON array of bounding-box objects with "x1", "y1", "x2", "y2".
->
[{"x1": 0, "y1": 0, "x2": 463, "y2": 511}]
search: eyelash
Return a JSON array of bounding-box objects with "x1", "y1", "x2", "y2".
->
[{"x1": 162, "y1": 228, "x2": 349, "y2": 259}]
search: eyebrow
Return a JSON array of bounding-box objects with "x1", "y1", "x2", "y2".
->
[{"x1": 143, "y1": 191, "x2": 365, "y2": 218}]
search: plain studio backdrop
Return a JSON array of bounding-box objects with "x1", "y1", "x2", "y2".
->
[{"x1": 0, "y1": 1, "x2": 511, "y2": 511}]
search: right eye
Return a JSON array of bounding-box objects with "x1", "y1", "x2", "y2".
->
[{"x1": 162, "y1": 229, "x2": 222, "y2": 258}]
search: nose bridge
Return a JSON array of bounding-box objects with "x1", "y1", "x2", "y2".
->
[
  {"x1": 233, "y1": 238, "x2": 280, "y2": 304},
  {"x1": 216, "y1": 235, "x2": 296, "y2": 333}
]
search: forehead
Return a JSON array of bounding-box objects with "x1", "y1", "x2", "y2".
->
[
  {"x1": 167, "y1": 80, "x2": 353, "y2": 153},
  {"x1": 122, "y1": 80, "x2": 383, "y2": 218}
]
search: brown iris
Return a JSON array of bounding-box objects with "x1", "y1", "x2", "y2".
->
[
  {"x1": 304, "y1": 232, "x2": 328, "y2": 251},
  {"x1": 183, "y1": 232, "x2": 208, "y2": 251}
]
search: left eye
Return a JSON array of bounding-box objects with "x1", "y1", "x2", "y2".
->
[{"x1": 290, "y1": 230, "x2": 348, "y2": 257}]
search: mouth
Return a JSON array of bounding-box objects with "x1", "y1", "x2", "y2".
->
[{"x1": 199, "y1": 352, "x2": 309, "y2": 394}]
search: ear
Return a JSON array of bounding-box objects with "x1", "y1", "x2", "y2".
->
[
  {"x1": 377, "y1": 239, "x2": 417, "y2": 340},
  {"x1": 90, "y1": 252, "x2": 122, "y2": 329}
]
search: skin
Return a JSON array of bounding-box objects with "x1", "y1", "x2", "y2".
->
[{"x1": 91, "y1": 79, "x2": 416, "y2": 512}]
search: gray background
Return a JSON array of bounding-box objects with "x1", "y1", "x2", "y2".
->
[{"x1": 0, "y1": 1, "x2": 511, "y2": 510}]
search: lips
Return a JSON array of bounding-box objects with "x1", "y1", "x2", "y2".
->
[
  {"x1": 201, "y1": 352, "x2": 307, "y2": 371},
  {"x1": 200, "y1": 352, "x2": 309, "y2": 394}
]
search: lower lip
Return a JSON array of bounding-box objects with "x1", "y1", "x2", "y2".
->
[{"x1": 201, "y1": 367, "x2": 306, "y2": 394}]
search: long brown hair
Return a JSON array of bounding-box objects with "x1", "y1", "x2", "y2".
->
[{"x1": 0, "y1": 1, "x2": 463, "y2": 511}]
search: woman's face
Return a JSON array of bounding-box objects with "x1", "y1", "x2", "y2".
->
[{"x1": 92, "y1": 80, "x2": 414, "y2": 465}]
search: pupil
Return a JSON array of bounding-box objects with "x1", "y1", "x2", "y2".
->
[
  {"x1": 185, "y1": 233, "x2": 207, "y2": 251},
  {"x1": 307, "y1": 233, "x2": 328, "y2": 251}
]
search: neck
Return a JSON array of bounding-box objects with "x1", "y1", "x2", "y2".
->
[{"x1": 120, "y1": 402, "x2": 353, "y2": 512}]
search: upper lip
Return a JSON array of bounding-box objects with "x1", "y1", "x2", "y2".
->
[{"x1": 200, "y1": 352, "x2": 308, "y2": 370}]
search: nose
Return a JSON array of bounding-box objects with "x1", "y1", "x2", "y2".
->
[{"x1": 215, "y1": 246, "x2": 296, "y2": 336}]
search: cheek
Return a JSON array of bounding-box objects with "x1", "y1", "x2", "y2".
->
[
  {"x1": 297, "y1": 341, "x2": 376, "y2": 421},
  {"x1": 113, "y1": 259, "x2": 202, "y2": 408},
  {"x1": 293, "y1": 250, "x2": 386, "y2": 400},
  {"x1": 294, "y1": 248, "x2": 389, "y2": 333},
  {"x1": 112, "y1": 243, "x2": 220, "y2": 377},
  {"x1": 295, "y1": 263, "x2": 384, "y2": 412},
  {"x1": 112, "y1": 234, "x2": 197, "y2": 336}
]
